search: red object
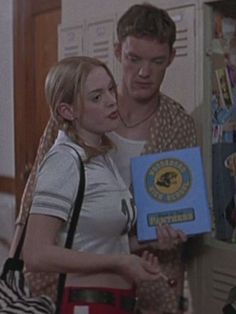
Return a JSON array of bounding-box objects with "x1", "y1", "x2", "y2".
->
[{"x1": 60, "y1": 286, "x2": 135, "y2": 314}]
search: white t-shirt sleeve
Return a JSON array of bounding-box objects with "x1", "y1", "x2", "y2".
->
[{"x1": 30, "y1": 148, "x2": 80, "y2": 221}]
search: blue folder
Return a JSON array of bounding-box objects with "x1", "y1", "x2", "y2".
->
[{"x1": 131, "y1": 147, "x2": 212, "y2": 241}]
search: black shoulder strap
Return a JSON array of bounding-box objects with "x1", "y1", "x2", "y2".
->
[
  {"x1": 61, "y1": 144, "x2": 85, "y2": 248},
  {"x1": 55, "y1": 144, "x2": 85, "y2": 313}
]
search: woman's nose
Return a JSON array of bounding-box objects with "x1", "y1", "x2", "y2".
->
[{"x1": 106, "y1": 91, "x2": 117, "y2": 107}]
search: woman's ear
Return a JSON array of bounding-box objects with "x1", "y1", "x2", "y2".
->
[{"x1": 57, "y1": 102, "x2": 74, "y2": 121}]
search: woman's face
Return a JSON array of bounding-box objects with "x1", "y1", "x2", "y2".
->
[{"x1": 77, "y1": 66, "x2": 118, "y2": 146}]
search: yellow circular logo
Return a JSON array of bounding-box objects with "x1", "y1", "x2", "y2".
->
[{"x1": 145, "y1": 158, "x2": 191, "y2": 203}]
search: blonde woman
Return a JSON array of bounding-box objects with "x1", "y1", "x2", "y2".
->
[{"x1": 22, "y1": 56, "x2": 160, "y2": 314}]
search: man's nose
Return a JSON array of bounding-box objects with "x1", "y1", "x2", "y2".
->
[{"x1": 138, "y1": 62, "x2": 151, "y2": 78}]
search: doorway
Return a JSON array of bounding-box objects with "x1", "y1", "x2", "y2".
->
[{"x1": 14, "y1": 0, "x2": 61, "y2": 212}]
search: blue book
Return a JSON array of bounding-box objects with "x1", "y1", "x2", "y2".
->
[{"x1": 131, "y1": 147, "x2": 212, "y2": 241}]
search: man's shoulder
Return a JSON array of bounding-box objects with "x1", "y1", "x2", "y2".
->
[
  {"x1": 159, "y1": 93, "x2": 193, "y2": 120},
  {"x1": 160, "y1": 93, "x2": 185, "y2": 112}
]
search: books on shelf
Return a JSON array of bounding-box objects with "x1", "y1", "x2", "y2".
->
[
  {"x1": 215, "y1": 67, "x2": 233, "y2": 108},
  {"x1": 131, "y1": 147, "x2": 212, "y2": 241}
]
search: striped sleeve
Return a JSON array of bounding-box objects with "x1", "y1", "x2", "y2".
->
[{"x1": 30, "y1": 148, "x2": 80, "y2": 221}]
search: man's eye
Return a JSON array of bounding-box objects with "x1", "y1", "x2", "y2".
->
[
  {"x1": 153, "y1": 59, "x2": 165, "y2": 65},
  {"x1": 109, "y1": 85, "x2": 116, "y2": 93},
  {"x1": 128, "y1": 56, "x2": 140, "y2": 63}
]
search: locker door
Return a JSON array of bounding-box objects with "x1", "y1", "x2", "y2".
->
[{"x1": 162, "y1": 5, "x2": 196, "y2": 114}]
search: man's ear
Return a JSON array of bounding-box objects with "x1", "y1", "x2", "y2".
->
[
  {"x1": 168, "y1": 48, "x2": 176, "y2": 67},
  {"x1": 57, "y1": 102, "x2": 74, "y2": 121},
  {"x1": 114, "y1": 42, "x2": 122, "y2": 62}
]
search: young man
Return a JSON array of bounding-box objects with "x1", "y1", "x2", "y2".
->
[
  {"x1": 109, "y1": 3, "x2": 196, "y2": 186},
  {"x1": 108, "y1": 3, "x2": 197, "y2": 314}
]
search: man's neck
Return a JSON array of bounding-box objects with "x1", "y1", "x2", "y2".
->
[
  {"x1": 116, "y1": 88, "x2": 159, "y2": 140},
  {"x1": 118, "y1": 90, "x2": 159, "y2": 120}
]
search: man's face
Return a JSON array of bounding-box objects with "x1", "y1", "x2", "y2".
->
[{"x1": 115, "y1": 36, "x2": 175, "y2": 103}]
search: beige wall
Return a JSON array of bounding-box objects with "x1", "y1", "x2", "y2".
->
[
  {"x1": 0, "y1": 0, "x2": 15, "y2": 265},
  {"x1": 0, "y1": 0, "x2": 14, "y2": 178}
]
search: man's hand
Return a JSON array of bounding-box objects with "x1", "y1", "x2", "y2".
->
[
  {"x1": 155, "y1": 224, "x2": 187, "y2": 250},
  {"x1": 129, "y1": 224, "x2": 187, "y2": 254}
]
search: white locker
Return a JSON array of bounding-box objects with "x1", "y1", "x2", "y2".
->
[
  {"x1": 85, "y1": 16, "x2": 116, "y2": 74},
  {"x1": 163, "y1": 5, "x2": 196, "y2": 114}
]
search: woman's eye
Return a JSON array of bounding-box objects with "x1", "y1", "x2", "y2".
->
[{"x1": 92, "y1": 94, "x2": 101, "y2": 102}]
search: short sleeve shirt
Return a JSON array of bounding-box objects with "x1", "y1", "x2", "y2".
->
[{"x1": 30, "y1": 131, "x2": 136, "y2": 255}]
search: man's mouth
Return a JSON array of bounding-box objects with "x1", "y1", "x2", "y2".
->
[{"x1": 135, "y1": 82, "x2": 152, "y2": 88}]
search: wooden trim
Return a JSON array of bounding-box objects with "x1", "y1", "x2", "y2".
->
[
  {"x1": 13, "y1": 0, "x2": 31, "y2": 210},
  {"x1": 13, "y1": 0, "x2": 61, "y2": 212},
  {"x1": 31, "y1": 0, "x2": 61, "y2": 15},
  {"x1": 0, "y1": 176, "x2": 15, "y2": 194}
]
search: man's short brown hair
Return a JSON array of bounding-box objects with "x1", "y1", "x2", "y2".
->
[{"x1": 117, "y1": 3, "x2": 176, "y2": 50}]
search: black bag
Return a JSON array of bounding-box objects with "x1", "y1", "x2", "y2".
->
[
  {"x1": 0, "y1": 146, "x2": 85, "y2": 314},
  {"x1": 223, "y1": 286, "x2": 236, "y2": 314},
  {"x1": 0, "y1": 258, "x2": 55, "y2": 313}
]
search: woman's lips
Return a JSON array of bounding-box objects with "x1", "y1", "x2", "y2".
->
[{"x1": 108, "y1": 111, "x2": 118, "y2": 119}]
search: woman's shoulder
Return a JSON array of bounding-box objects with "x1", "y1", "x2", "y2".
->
[
  {"x1": 48, "y1": 131, "x2": 86, "y2": 161},
  {"x1": 37, "y1": 144, "x2": 82, "y2": 177}
]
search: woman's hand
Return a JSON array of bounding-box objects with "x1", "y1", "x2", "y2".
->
[{"x1": 117, "y1": 252, "x2": 162, "y2": 286}]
